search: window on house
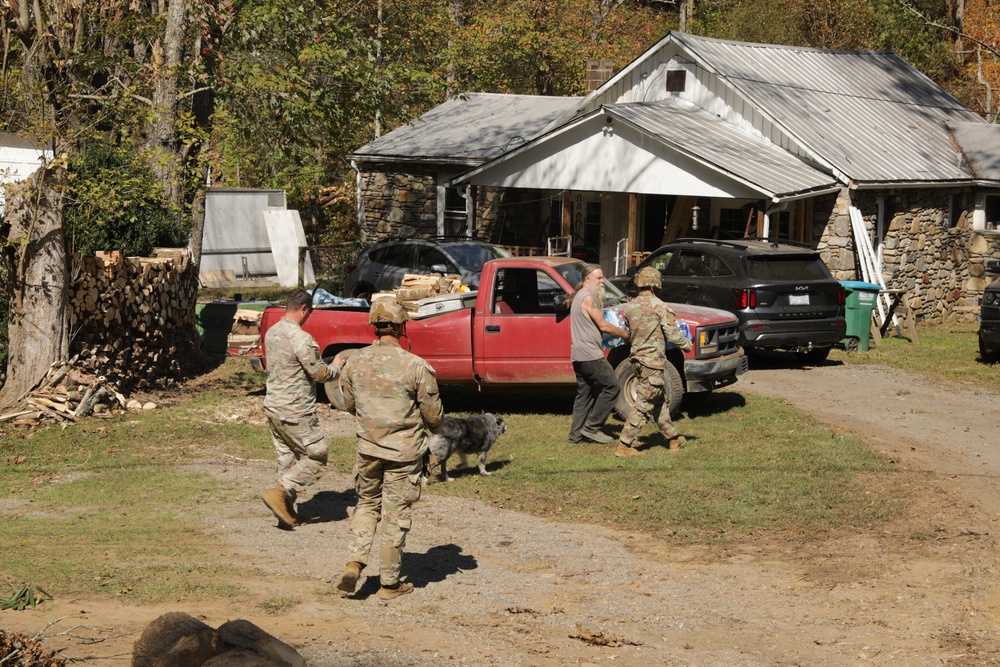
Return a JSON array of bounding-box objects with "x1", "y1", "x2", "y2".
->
[
  {"x1": 986, "y1": 194, "x2": 1000, "y2": 230},
  {"x1": 444, "y1": 186, "x2": 467, "y2": 236},
  {"x1": 666, "y1": 69, "x2": 686, "y2": 93},
  {"x1": 771, "y1": 211, "x2": 791, "y2": 240},
  {"x1": 718, "y1": 208, "x2": 745, "y2": 239},
  {"x1": 949, "y1": 193, "x2": 966, "y2": 228}
]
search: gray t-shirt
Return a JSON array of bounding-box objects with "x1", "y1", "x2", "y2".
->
[{"x1": 570, "y1": 287, "x2": 604, "y2": 362}]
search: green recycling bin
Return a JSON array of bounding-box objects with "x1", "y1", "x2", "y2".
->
[
  {"x1": 839, "y1": 281, "x2": 881, "y2": 352},
  {"x1": 195, "y1": 302, "x2": 238, "y2": 355}
]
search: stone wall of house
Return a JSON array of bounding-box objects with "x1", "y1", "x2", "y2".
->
[
  {"x1": 814, "y1": 187, "x2": 1000, "y2": 324},
  {"x1": 358, "y1": 166, "x2": 503, "y2": 243}
]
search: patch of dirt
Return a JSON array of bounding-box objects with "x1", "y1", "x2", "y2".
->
[{"x1": 3, "y1": 358, "x2": 1000, "y2": 666}]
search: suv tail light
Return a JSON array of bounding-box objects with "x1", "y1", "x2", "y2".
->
[
  {"x1": 836, "y1": 286, "x2": 846, "y2": 306},
  {"x1": 734, "y1": 288, "x2": 757, "y2": 309},
  {"x1": 346, "y1": 263, "x2": 357, "y2": 274}
]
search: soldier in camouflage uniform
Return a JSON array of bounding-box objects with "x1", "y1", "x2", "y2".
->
[
  {"x1": 333, "y1": 295, "x2": 444, "y2": 601},
  {"x1": 615, "y1": 267, "x2": 693, "y2": 458},
  {"x1": 261, "y1": 288, "x2": 343, "y2": 528}
]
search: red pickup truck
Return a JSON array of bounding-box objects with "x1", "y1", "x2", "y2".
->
[{"x1": 258, "y1": 256, "x2": 748, "y2": 417}]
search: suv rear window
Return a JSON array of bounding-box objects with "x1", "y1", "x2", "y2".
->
[
  {"x1": 444, "y1": 242, "x2": 510, "y2": 269},
  {"x1": 747, "y1": 256, "x2": 831, "y2": 281}
]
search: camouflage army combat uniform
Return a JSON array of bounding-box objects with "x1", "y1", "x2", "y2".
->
[
  {"x1": 619, "y1": 291, "x2": 693, "y2": 449},
  {"x1": 263, "y1": 317, "x2": 339, "y2": 497},
  {"x1": 339, "y1": 339, "x2": 444, "y2": 589}
]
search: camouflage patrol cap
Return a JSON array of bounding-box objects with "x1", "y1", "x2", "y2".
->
[
  {"x1": 634, "y1": 267, "x2": 662, "y2": 289},
  {"x1": 369, "y1": 295, "x2": 408, "y2": 325}
]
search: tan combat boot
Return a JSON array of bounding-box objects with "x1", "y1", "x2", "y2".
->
[
  {"x1": 261, "y1": 486, "x2": 297, "y2": 526},
  {"x1": 668, "y1": 436, "x2": 686, "y2": 451},
  {"x1": 377, "y1": 581, "x2": 414, "y2": 600},
  {"x1": 614, "y1": 442, "x2": 644, "y2": 458},
  {"x1": 334, "y1": 562, "x2": 364, "y2": 596},
  {"x1": 284, "y1": 490, "x2": 313, "y2": 526}
]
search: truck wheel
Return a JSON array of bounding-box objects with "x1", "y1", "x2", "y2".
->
[
  {"x1": 352, "y1": 284, "x2": 374, "y2": 302},
  {"x1": 322, "y1": 349, "x2": 359, "y2": 411},
  {"x1": 614, "y1": 361, "x2": 684, "y2": 421}
]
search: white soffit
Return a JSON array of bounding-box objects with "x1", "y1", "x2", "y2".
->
[{"x1": 461, "y1": 114, "x2": 764, "y2": 198}]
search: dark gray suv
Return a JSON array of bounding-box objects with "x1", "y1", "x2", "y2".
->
[
  {"x1": 343, "y1": 237, "x2": 511, "y2": 301},
  {"x1": 612, "y1": 238, "x2": 846, "y2": 363}
]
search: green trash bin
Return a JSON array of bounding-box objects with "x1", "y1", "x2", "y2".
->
[
  {"x1": 839, "y1": 281, "x2": 881, "y2": 352},
  {"x1": 195, "y1": 302, "x2": 238, "y2": 355}
]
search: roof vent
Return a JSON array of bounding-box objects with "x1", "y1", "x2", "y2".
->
[{"x1": 666, "y1": 69, "x2": 686, "y2": 93}]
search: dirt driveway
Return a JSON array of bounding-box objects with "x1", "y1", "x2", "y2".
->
[{"x1": 3, "y1": 359, "x2": 1000, "y2": 666}]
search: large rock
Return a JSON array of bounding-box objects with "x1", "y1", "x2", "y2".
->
[
  {"x1": 216, "y1": 620, "x2": 305, "y2": 667},
  {"x1": 202, "y1": 650, "x2": 285, "y2": 667},
  {"x1": 132, "y1": 612, "x2": 216, "y2": 667}
]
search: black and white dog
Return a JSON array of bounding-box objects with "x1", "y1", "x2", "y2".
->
[{"x1": 428, "y1": 413, "x2": 507, "y2": 482}]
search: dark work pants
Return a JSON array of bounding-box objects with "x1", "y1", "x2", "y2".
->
[{"x1": 568, "y1": 358, "x2": 620, "y2": 441}]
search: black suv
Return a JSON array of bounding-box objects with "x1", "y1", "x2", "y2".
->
[
  {"x1": 612, "y1": 238, "x2": 846, "y2": 362},
  {"x1": 343, "y1": 237, "x2": 511, "y2": 300},
  {"x1": 979, "y1": 259, "x2": 1000, "y2": 363}
]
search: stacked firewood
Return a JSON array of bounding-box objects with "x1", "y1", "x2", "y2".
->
[
  {"x1": 67, "y1": 248, "x2": 199, "y2": 393},
  {"x1": 395, "y1": 273, "x2": 463, "y2": 300},
  {"x1": 0, "y1": 357, "x2": 156, "y2": 426}
]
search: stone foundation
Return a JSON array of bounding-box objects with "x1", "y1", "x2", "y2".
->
[
  {"x1": 816, "y1": 187, "x2": 1000, "y2": 324},
  {"x1": 358, "y1": 166, "x2": 503, "y2": 243}
]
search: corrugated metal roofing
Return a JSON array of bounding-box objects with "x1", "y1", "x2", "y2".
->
[
  {"x1": 350, "y1": 93, "x2": 579, "y2": 163},
  {"x1": 608, "y1": 99, "x2": 839, "y2": 198},
  {"x1": 948, "y1": 122, "x2": 1000, "y2": 181},
  {"x1": 671, "y1": 33, "x2": 985, "y2": 183}
]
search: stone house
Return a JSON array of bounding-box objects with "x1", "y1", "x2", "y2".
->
[{"x1": 349, "y1": 32, "x2": 1000, "y2": 323}]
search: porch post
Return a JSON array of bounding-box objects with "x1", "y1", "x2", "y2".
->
[
  {"x1": 627, "y1": 193, "x2": 638, "y2": 256},
  {"x1": 562, "y1": 190, "x2": 572, "y2": 238},
  {"x1": 467, "y1": 184, "x2": 476, "y2": 237}
]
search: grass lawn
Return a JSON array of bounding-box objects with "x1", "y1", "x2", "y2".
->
[
  {"x1": 1, "y1": 352, "x2": 903, "y2": 602},
  {"x1": 830, "y1": 322, "x2": 999, "y2": 391}
]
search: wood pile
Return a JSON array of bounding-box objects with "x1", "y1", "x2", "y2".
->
[
  {"x1": 0, "y1": 357, "x2": 158, "y2": 426},
  {"x1": 67, "y1": 248, "x2": 200, "y2": 393}
]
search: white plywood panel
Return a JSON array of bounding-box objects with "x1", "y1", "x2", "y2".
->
[
  {"x1": 264, "y1": 209, "x2": 314, "y2": 287},
  {"x1": 202, "y1": 190, "x2": 285, "y2": 276}
]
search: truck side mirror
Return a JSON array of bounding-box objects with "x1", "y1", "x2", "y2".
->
[
  {"x1": 626, "y1": 266, "x2": 637, "y2": 277},
  {"x1": 430, "y1": 263, "x2": 449, "y2": 274},
  {"x1": 986, "y1": 259, "x2": 1000, "y2": 274}
]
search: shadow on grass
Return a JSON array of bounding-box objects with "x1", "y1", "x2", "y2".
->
[
  {"x1": 682, "y1": 390, "x2": 746, "y2": 418},
  {"x1": 347, "y1": 543, "x2": 478, "y2": 599},
  {"x1": 299, "y1": 489, "x2": 355, "y2": 523},
  {"x1": 427, "y1": 457, "x2": 513, "y2": 482},
  {"x1": 440, "y1": 385, "x2": 575, "y2": 415}
]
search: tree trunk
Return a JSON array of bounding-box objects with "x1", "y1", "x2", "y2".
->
[
  {"x1": 146, "y1": 0, "x2": 186, "y2": 207},
  {"x1": 0, "y1": 165, "x2": 68, "y2": 409}
]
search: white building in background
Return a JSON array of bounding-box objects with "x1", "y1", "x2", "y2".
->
[{"x1": 0, "y1": 133, "x2": 52, "y2": 214}]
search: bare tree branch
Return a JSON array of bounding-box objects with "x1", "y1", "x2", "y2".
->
[{"x1": 896, "y1": 0, "x2": 1000, "y2": 60}]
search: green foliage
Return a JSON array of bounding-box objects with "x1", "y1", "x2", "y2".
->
[{"x1": 63, "y1": 141, "x2": 191, "y2": 257}]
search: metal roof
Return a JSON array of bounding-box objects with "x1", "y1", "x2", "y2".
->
[
  {"x1": 671, "y1": 33, "x2": 984, "y2": 183},
  {"x1": 608, "y1": 99, "x2": 839, "y2": 199},
  {"x1": 948, "y1": 122, "x2": 1000, "y2": 181},
  {"x1": 350, "y1": 93, "x2": 579, "y2": 164}
]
